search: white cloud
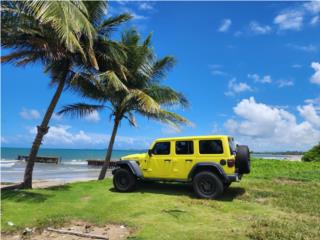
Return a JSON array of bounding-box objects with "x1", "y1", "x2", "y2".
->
[
  {"x1": 304, "y1": 1, "x2": 320, "y2": 14},
  {"x1": 218, "y1": 19, "x2": 232, "y2": 32},
  {"x1": 84, "y1": 110, "x2": 100, "y2": 122},
  {"x1": 209, "y1": 64, "x2": 228, "y2": 76},
  {"x1": 29, "y1": 125, "x2": 150, "y2": 149},
  {"x1": 138, "y1": 2, "x2": 154, "y2": 10},
  {"x1": 298, "y1": 104, "x2": 320, "y2": 128},
  {"x1": 310, "y1": 15, "x2": 319, "y2": 25},
  {"x1": 225, "y1": 97, "x2": 320, "y2": 151},
  {"x1": 52, "y1": 112, "x2": 63, "y2": 121},
  {"x1": 292, "y1": 64, "x2": 302, "y2": 68},
  {"x1": 249, "y1": 21, "x2": 272, "y2": 34},
  {"x1": 19, "y1": 108, "x2": 40, "y2": 120},
  {"x1": 248, "y1": 74, "x2": 272, "y2": 83},
  {"x1": 274, "y1": 10, "x2": 304, "y2": 31},
  {"x1": 310, "y1": 62, "x2": 320, "y2": 85},
  {"x1": 305, "y1": 96, "x2": 320, "y2": 107},
  {"x1": 225, "y1": 78, "x2": 253, "y2": 96},
  {"x1": 277, "y1": 79, "x2": 294, "y2": 88},
  {"x1": 286, "y1": 43, "x2": 318, "y2": 53}
]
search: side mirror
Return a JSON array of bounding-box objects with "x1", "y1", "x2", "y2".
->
[{"x1": 148, "y1": 149, "x2": 153, "y2": 157}]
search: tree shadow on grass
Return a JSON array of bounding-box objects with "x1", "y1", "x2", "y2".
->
[
  {"x1": 1, "y1": 185, "x2": 71, "y2": 203},
  {"x1": 110, "y1": 181, "x2": 245, "y2": 201},
  {"x1": 1, "y1": 190, "x2": 51, "y2": 203}
]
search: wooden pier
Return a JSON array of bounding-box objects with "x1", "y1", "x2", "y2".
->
[
  {"x1": 87, "y1": 160, "x2": 117, "y2": 168},
  {"x1": 17, "y1": 155, "x2": 61, "y2": 164}
]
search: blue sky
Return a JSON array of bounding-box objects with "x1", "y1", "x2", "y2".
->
[{"x1": 1, "y1": 1, "x2": 320, "y2": 151}]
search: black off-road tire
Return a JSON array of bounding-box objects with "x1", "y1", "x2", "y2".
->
[
  {"x1": 223, "y1": 182, "x2": 232, "y2": 190},
  {"x1": 113, "y1": 168, "x2": 137, "y2": 192},
  {"x1": 236, "y1": 145, "x2": 250, "y2": 174},
  {"x1": 192, "y1": 171, "x2": 224, "y2": 199}
]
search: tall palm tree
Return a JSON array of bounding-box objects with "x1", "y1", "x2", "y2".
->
[
  {"x1": 59, "y1": 29, "x2": 190, "y2": 180},
  {"x1": 1, "y1": 1, "x2": 131, "y2": 189}
]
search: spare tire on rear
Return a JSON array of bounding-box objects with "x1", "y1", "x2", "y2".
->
[{"x1": 235, "y1": 145, "x2": 250, "y2": 174}]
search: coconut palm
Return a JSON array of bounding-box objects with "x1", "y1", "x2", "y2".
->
[
  {"x1": 1, "y1": 1, "x2": 131, "y2": 188},
  {"x1": 59, "y1": 29, "x2": 190, "y2": 180}
]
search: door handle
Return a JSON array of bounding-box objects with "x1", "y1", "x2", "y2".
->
[
  {"x1": 164, "y1": 159, "x2": 171, "y2": 162},
  {"x1": 185, "y1": 159, "x2": 193, "y2": 162}
]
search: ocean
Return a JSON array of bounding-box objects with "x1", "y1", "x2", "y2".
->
[
  {"x1": 0, "y1": 147, "x2": 302, "y2": 183},
  {"x1": 1, "y1": 147, "x2": 144, "y2": 183}
]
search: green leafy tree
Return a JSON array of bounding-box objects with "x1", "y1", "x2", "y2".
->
[
  {"x1": 59, "y1": 29, "x2": 190, "y2": 180},
  {"x1": 302, "y1": 143, "x2": 320, "y2": 162},
  {"x1": 1, "y1": 1, "x2": 130, "y2": 188}
]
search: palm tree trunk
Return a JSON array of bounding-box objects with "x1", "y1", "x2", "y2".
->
[
  {"x1": 98, "y1": 116, "x2": 121, "y2": 180},
  {"x1": 22, "y1": 77, "x2": 66, "y2": 189}
]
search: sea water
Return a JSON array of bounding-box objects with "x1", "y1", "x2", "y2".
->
[{"x1": 0, "y1": 147, "x2": 144, "y2": 183}]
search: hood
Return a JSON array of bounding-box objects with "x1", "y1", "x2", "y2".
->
[{"x1": 120, "y1": 153, "x2": 147, "y2": 161}]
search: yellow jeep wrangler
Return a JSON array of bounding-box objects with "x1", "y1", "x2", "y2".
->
[{"x1": 112, "y1": 135, "x2": 250, "y2": 199}]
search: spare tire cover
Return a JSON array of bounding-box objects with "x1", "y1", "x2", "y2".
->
[{"x1": 235, "y1": 145, "x2": 250, "y2": 174}]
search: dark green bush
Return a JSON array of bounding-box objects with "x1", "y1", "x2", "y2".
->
[{"x1": 302, "y1": 143, "x2": 320, "y2": 162}]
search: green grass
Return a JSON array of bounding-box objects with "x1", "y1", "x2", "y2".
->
[{"x1": 2, "y1": 159, "x2": 320, "y2": 239}]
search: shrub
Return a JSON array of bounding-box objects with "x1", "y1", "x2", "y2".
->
[{"x1": 302, "y1": 143, "x2": 320, "y2": 162}]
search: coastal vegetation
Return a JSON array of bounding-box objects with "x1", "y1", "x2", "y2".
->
[
  {"x1": 58, "y1": 29, "x2": 190, "y2": 180},
  {"x1": 302, "y1": 143, "x2": 320, "y2": 162},
  {"x1": 2, "y1": 159, "x2": 320, "y2": 239},
  {"x1": 1, "y1": 1, "x2": 188, "y2": 186}
]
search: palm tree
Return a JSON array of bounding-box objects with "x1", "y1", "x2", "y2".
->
[
  {"x1": 59, "y1": 29, "x2": 190, "y2": 180},
  {"x1": 1, "y1": 1, "x2": 131, "y2": 188}
]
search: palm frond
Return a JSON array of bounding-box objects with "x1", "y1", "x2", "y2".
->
[
  {"x1": 58, "y1": 103, "x2": 105, "y2": 118},
  {"x1": 121, "y1": 89, "x2": 160, "y2": 114},
  {"x1": 97, "y1": 13, "x2": 132, "y2": 36},
  {"x1": 146, "y1": 85, "x2": 189, "y2": 108}
]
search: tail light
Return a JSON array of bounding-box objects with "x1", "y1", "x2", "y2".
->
[{"x1": 227, "y1": 159, "x2": 235, "y2": 168}]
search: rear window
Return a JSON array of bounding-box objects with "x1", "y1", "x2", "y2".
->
[
  {"x1": 199, "y1": 140, "x2": 223, "y2": 154},
  {"x1": 153, "y1": 142, "x2": 170, "y2": 155},
  {"x1": 176, "y1": 141, "x2": 194, "y2": 155},
  {"x1": 228, "y1": 137, "x2": 236, "y2": 155}
]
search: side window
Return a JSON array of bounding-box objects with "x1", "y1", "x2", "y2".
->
[
  {"x1": 176, "y1": 141, "x2": 194, "y2": 155},
  {"x1": 153, "y1": 142, "x2": 170, "y2": 155},
  {"x1": 199, "y1": 140, "x2": 223, "y2": 154}
]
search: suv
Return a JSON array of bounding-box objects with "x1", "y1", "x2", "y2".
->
[{"x1": 112, "y1": 135, "x2": 250, "y2": 199}]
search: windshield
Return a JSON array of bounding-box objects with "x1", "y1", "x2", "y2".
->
[{"x1": 228, "y1": 137, "x2": 236, "y2": 155}]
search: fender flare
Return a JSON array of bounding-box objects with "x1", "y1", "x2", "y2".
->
[
  {"x1": 113, "y1": 160, "x2": 143, "y2": 178},
  {"x1": 188, "y1": 162, "x2": 228, "y2": 182}
]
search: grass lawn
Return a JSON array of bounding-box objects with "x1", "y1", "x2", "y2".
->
[{"x1": 1, "y1": 159, "x2": 320, "y2": 240}]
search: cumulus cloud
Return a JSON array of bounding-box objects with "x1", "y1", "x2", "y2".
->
[
  {"x1": 20, "y1": 108, "x2": 40, "y2": 120},
  {"x1": 310, "y1": 62, "x2": 320, "y2": 85},
  {"x1": 218, "y1": 19, "x2": 232, "y2": 32},
  {"x1": 298, "y1": 104, "x2": 320, "y2": 128},
  {"x1": 274, "y1": 1, "x2": 320, "y2": 31},
  {"x1": 225, "y1": 78, "x2": 253, "y2": 96},
  {"x1": 248, "y1": 74, "x2": 272, "y2": 83},
  {"x1": 249, "y1": 21, "x2": 272, "y2": 34},
  {"x1": 84, "y1": 110, "x2": 100, "y2": 122},
  {"x1": 274, "y1": 10, "x2": 304, "y2": 31},
  {"x1": 29, "y1": 125, "x2": 149, "y2": 149},
  {"x1": 225, "y1": 97, "x2": 320, "y2": 151}
]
